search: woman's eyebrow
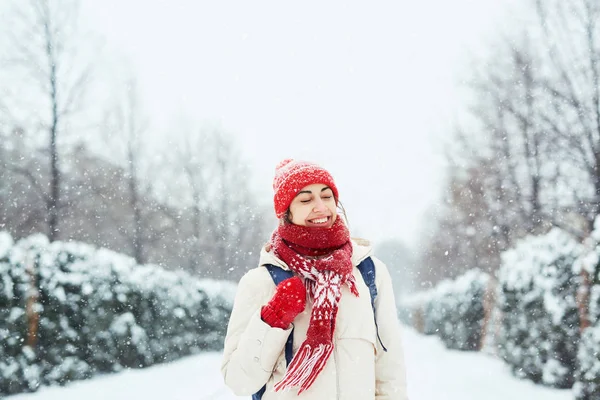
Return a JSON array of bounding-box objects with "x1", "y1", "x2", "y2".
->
[{"x1": 298, "y1": 186, "x2": 332, "y2": 196}]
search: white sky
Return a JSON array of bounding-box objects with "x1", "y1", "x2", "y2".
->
[{"x1": 79, "y1": 0, "x2": 516, "y2": 249}]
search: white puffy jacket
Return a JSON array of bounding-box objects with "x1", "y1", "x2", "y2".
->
[{"x1": 221, "y1": 239, "x2": 409, "y2": 399}]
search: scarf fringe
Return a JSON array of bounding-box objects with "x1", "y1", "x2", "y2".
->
[{"x1": 273, "y1": 343, "x2": 333, "y2": 394}]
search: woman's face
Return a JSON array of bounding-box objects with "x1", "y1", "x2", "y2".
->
[{"x1": 288, "y1": 183, "x2": 337, "y2": 228}]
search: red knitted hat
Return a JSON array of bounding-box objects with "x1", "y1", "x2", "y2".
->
[{"x1": 273, "y1": 159, "x2": 339, "y2": 218}]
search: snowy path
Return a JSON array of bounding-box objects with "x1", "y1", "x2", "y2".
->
[{"x1": 7, "y1": 326, "x2": 572, "y2": 400}]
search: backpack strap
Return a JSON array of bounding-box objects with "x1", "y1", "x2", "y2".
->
[
  {"x1": 252, "y1": 264, "x2": 295, "y2": 400},
  {"x1": 264, "y1": 264, "x2": 295, "y2": 366},
  {"x1": 265, "y1": 264, "x2": 295, "y2": 291},
  {"x1": 357, "y1": 257, "x2": 388, "y2": 352}
]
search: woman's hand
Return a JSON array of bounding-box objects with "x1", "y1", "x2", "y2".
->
[{"x1": 261, "y1": 276, "x2": 306, "y2": 329}]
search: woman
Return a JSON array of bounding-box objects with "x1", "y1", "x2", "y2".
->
[{"x1": 221, "y1": 159, "x2": 409, "y2": 399}]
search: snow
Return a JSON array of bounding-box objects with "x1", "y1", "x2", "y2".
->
[
  {"x1": 0, "y1": 232, "x2": 13, "y2": 260},
  {"x1": 7, "y1": 326, "x2": 571, "y2": 400}
]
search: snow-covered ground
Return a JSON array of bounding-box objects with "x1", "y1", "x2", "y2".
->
[{"x1": 7, "y1": 326, "x2": 572, "y2": 400}]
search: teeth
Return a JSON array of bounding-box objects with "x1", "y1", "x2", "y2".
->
[{"x1": 311, "y1": 217, "x2": 328, "y2": 224}]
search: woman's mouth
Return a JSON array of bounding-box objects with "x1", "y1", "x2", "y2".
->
[{"x1": 307, "y1": 216, "x2": 331, "y2": 227}]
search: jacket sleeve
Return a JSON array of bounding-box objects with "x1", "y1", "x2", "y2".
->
[
  {"x1": 220, "y1": 267, "x2": 293, "y2": 396},
  {"x1": 373, "y1": 257, "x2": 410, "y2": 400}
]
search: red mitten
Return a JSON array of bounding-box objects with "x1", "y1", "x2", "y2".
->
[{"x1": 261, "y1": 276, "x2": 306, "y2": 329}]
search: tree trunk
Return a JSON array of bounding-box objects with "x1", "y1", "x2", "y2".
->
[
  {"x1": 127, "y1": 145, "x2": 144, "y2": 264},
  {"x1": 45, "y1": 8, "x2": 60, "y2": 241},
  {"x1": 25, "y1": 255, "x2": 40, "y2": 349},
  {"x1": 577, "y1": 269, "x2": 592, "y2": 334}
]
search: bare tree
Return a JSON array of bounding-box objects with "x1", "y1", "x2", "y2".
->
[
  {"x1": 1, "y1": 0, "x2": 93, "y2": 241},
  {"x1": 101, "y1": 78, "x2": 153, "y2": 264},
  {"x1": 531, "y1": 0, "x2": 600, "y2": 232},
  {"x1": 417, "y1": 1, "x2": 600, "y2": 285},
  {"x1": 162, "y1": 124, "x2": 271, "y2": 280},
  {"x1": 0, "y1": 126, "x2": 49, "y2": 237},
  {"x1": 466, "y1": 26, "x2": 552, "y2": 233},
  {"x1": 416, "y1": 159, "x2": 508, "y2": 285}
]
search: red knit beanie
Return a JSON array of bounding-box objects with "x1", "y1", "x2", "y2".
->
[{"x1": 273, "y1": 159, "x2": 339, "y2": 218}]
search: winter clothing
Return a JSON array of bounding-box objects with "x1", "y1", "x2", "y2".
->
[
  {"x1": 272, "y1": 159, "x2": 339, "y2": 218},
  {"x1": 270, "y1": 217, "x2": 358, "y2": 394},
  {"x1": 221, "y1": 239, "x2": 409, "y2": 400},
  {"x1": 261, "y1": 277, "x2": 306, "y2": 330}
]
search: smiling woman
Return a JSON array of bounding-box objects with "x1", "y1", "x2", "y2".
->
[
  {"x1": 286, "y1": 184, "x2": 336, "y2": 228},
  {"x1": 220, "y1": 158, "x2": 409, "y2": 399},
  {"x1": 273, "y1": 160, "x2": 339, "y2": 228}
]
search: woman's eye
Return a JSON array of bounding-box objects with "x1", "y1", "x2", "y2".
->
[
  {"x1": 300, "y1": 199, "x2": 311, "y2": 203},
  {"x1": 322, "y1": 196, "x2": 333, "y2": 200}
]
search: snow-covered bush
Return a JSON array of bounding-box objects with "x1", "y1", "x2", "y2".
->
[
  {"x1": 0, "y1": 231, "x2": 237, "y2": 396},
  {"x1": 573, "y1": 216, "x2": 600, "y2": 399},
  {"x1": 574, "y1": 307, "x2": 600, "y2": 400},
  {"x1": 400, "y1": 268, "x2": 491, "y2": 351},
  {"x1": 421, "y1": 280, "x2": 453, "y2": 337},
  {"x1": 0, "y1": 232, "x2": 41, "y2": 394},
  {"x1": 497, "y1": 228, "x2": 582, "y2": 389},
  {"x1": 397, "y1": 290, "x2": 428, "y2": 331}
]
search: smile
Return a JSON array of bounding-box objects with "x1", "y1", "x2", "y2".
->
[{"x1": 309, "y1": 217, "x2": 329, "y2": 224}]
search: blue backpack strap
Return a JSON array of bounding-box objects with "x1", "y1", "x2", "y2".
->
[
  {"x1": 252, "y1": 264, "x2": 295, "y2": 400},
  {"x1": 264, "y1": 264, "x2": 295, "y2": 365},
  {"x1": 265, "y1": 264, "x2": 294, "y2": 287},
  {"x1": 252, "y1": 386, "x2": 265, "y2": 400},
  {"x1": 357, "y1": 257, "x2": 388, "y2": 352}
]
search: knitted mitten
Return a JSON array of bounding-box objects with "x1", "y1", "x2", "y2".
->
[{"x1": 261, "y1": 276, "x2": 306, "y2": 329}]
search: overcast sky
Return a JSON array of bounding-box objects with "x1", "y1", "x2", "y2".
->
[{"x1": 79, "y1": 0, "x2": 516, "y2": 249}]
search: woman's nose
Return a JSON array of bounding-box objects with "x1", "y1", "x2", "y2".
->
[{"x1": 313, "y1": 199, "x2": 327, "y2": 213}]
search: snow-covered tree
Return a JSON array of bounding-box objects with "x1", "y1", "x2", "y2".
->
[
  {"x1": 401, "y1": 268, "x2": 491, "y2": 351},
  {"x1": 0, "y1": 0, "x2": 97, "y2": 241},
  {"x1": 0, "y1": 232, "x2": 40, "y2": 394},
  {"x1": 0, "y1": 231, "x2": 237, "y2": 396},
  {"x1": 573, "y1": 216, "x2": 600, "y2": 399},
  {"x1": 497, "y1": 228, "x2": 582, "y2": 388}
]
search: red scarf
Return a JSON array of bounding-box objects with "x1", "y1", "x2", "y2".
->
[{"x1": 270, "y1": 217, "x2": 358, "y2": 394}]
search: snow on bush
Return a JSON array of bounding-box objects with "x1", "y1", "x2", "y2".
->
[
  {"x1": 573, "y1": 216, "x2": 600, "y2": 399},
  {"x1": 0, "y1": 231, "x2": 237, "y2": 396},
  {"x1": 497, "y1": 228, "x2": 582, "y2": 389},
  {"x1": 0, "y1": 232, "x2": 38, "y2": 394},
  {"x1": 400, "y1": 269, "x2": 491, "y2": 351}
]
